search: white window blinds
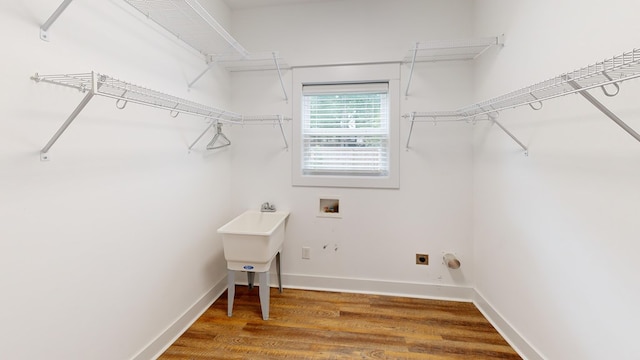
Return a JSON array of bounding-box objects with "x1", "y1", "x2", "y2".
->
[{"x1": 302, "y1": 83, "x2": 390, "y2": 176}]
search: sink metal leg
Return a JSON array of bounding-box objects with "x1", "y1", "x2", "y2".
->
[
  {"x1": 276, "y1": 252, "x2": 283, "y2": 293},
  {"x1": 258, "y1": 271, "x2": 270, "y2": 320},
  {"x1": 247, "y1": 271, "x2": 255, "y2": 290},
  {"x1": 227, "y1": 270, "x2": 235, "y2": 317}
]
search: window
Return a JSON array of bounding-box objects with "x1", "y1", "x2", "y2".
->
[
  {"x1": 302, "y1": 83, "x2": 390, "y2": 177},
  {"x1": 292, "y1": 64, "x2": 400, "y2": 189}
]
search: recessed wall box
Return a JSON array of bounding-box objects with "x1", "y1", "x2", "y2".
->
[
  {"x1": 318, "y1": 197, "x2": 341, "y2": 218},
  {"x1": 416, "y1": 254, "x2": 429, "y2": 265}
]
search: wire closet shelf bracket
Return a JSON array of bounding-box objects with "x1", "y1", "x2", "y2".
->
[
  {"x1": 40, "y1": 0, "x2": 289, "y2": 100},
  {"x1": 404, "y1": 36, "x2": 504, "y2": 98},
  {"x1": 404, "y1": 48, "x2": 640, "y2": 153},
  {"x1": 122, "y1": 0, "x2": 289, "y2": 99},
  {"x1": 31, "y1": 72, "x2": 290, "y2": 160}
]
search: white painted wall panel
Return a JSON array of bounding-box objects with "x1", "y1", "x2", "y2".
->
[
  {"x1": 228, "y1": 0, "x2": 476, "y2": 296},
  {"x1": 0, "y1": 1, "x2": 233, "y2": 359},
  {"x1": 472, "y1": 0, "x2": 640, "y2": 359}
]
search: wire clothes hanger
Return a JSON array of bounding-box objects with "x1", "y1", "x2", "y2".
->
[{"x1": 206, "y1": 122, "x2": 231, "y2": 150}]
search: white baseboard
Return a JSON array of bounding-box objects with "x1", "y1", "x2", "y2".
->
[
  {"x1": 473, "y1": 289, "x2": 546, "y2": 360},
  {"x1": 130, "y1": 275, "x2": 228, "y2": 360},
  {"x1": 281, "y1": 273, "x2": 474, "y2": 302},
  {"x1": 133, "y1": 273, "x2": 543, "y2": 360}
]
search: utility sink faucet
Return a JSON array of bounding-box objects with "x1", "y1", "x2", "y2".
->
[{"x1": 261, "y1": 202, "x2": 276, "y2": 212}]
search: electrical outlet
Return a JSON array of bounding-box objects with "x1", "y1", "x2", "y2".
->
[
  {"x1": 302, "y1": 247, "x2": 311, "y2": 259},
  {"x1": 416, "y1": 253, "x2": 429, "y2": 265}
]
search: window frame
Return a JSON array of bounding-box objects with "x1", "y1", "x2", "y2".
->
[{"x1": 292, "y1": 64, "x2": 400, "y2": 189}]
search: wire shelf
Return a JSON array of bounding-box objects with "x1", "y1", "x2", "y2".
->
[
  {"x1": 32, "y1": 71, "x2": 292, "y2": 157},
  {"x1": 32, "y1": 72, "x2": 242, "y2": 122},
  {"x1": 404, "y1": 35, "x2": 503, "y2": 97},
  {"x1": 403, "y1": 36, "x2": 503, "y2": 63},
  {"x1": 123, "y1": 0, "x2": 290, "y2": 74},
  {"x1": 404, "y1": 48, "x2": 640, "y2": 152},
  {"x1": 241, "y1": 114, "x2": 292, "y2": 123},
  {"x1": 214, "y1": 52, "x2": 291, "y2": 72},
  {"x1": 123, "y1": 0, "x2": 249, "y2": 59},
  {"x1": 459, "y1": 48, "x2": 640, "y2": 117},
  {"x1": 43, "y1": 1, "x2": 290, "y2": 74},
  {"x1": 403, "y1": 111, "x2": 490, "y2": 122},
  {"x1": 406, "y1": 48, "x2": 640, "y2": 120}
]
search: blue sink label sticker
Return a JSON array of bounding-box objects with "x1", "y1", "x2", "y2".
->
[{"x1": 243, "y1": 265, "x2": 254, "y2": 270}]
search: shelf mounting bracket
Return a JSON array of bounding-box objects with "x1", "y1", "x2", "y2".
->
[
  {"x1": 188, "y1": 50, "x2": 229, "y2": 89},
  {"x1": 276, "y1": 115, "x2": 289, "y2": 150},
  {"x1": 40, "y1": 0, "x2": 74, "y2": 41},
  {"x1": 405, "y1": 42, "x2": 419, "y2": 98},
  {"x1": 188, "y1": 122, "x2": 215, "y2": 151},
  {"x1": 566, "y1": 79, "x2": 640, "y2": 143},
  {"x1": 273, "y1": 52, "x2": 288, "y2": 103},
  {"x1": 37, "y1": 72, "x2": 105, "y2": 160},
  {"x1": 40, "y1": 89, "x2": 94, "y2": 161},
  {"x1": 405, "y1": 112, "x2": 416, "y2": 150},
  {"x1": 188, "y1": 62, "x2": 215, "y2": 89},
  {"x1": 489, "y1": 113, "x2": 528, "y2": 156},
  {"x1": 188, "y1": 41, "x2": 241, "y2": 89}
]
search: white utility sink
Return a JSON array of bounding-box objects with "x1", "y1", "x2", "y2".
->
[{"x1": 217, "y1": 210, "x2": 289, "y2": 272}]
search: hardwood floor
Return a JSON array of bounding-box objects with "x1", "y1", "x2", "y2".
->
[{"x1": 159, "y1": 286, "x2": 521, "y2": 359}]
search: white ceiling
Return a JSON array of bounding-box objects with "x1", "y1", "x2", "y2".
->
[{"x1": 223, "y1": 0, "x2": 329, "y2": 10}]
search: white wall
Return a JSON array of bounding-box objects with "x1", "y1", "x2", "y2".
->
[
  {"x1": 9, "y1": 1, "x2": 635, "y2": 358},
  {"x1": 0, "y1": 1, "x2": 234, "y2": 359},
  {"x1": 472, "y1": 0, "x2": 640, "y2": 359},
  {"x1": 229, "y1": 0, "x2": 477, "y2": 297}
]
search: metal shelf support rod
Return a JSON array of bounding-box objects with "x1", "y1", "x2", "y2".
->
[
  {"x1": 273, "y1": 53, "x2": 289, "y2": 102},
  {"x1": 188, "y1": 63, "x2": 215, "y2": 89},
  {"x1": 567, "y1": 79, "x2": 640, "y2": 143},
  {"x1": 490, "y1": 114, "x2": 528, "y2": 155},
  {"x1": 188, "y1": 122, "x2": 215, "y2": 151},
  {"x1": 40, "y1": 0, "x2": 74, "y2": 41},
  {"x1": 405, "y1": 43, "x2": 419, "y2": 98},
  {"x1": 40, "y1": 72, "x2": 99, "y2": 160},
  {"x1": 188, "y1": 48, "x2": 232, "y2": 89},
  {"x1": 276, "y1": 115, "x2": 289, "y2": 150},
  {"x1": 40, "y1": 91, "x2": 94, "y2": 161},
  {"x1": 405, "y1": 112, "x2": 416, "y2": 149},
  {"x1": 473, "y1": 35, "x2": 504, "y2": 60}
]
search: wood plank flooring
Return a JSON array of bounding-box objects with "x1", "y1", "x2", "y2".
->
[{"x1": 159, "y1": 287, "x2": 521, "y2": 359}]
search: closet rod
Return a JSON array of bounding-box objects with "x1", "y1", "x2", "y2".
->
[
  {"x1": 404, "y1": 112, "x2": 527, "y2": 154},
  {"x1": 404, "y1": 112, "x2": 491, "y2": 149},
  {"x1": 241, "y1": 115, "x2": 291, "y2": 150}
]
